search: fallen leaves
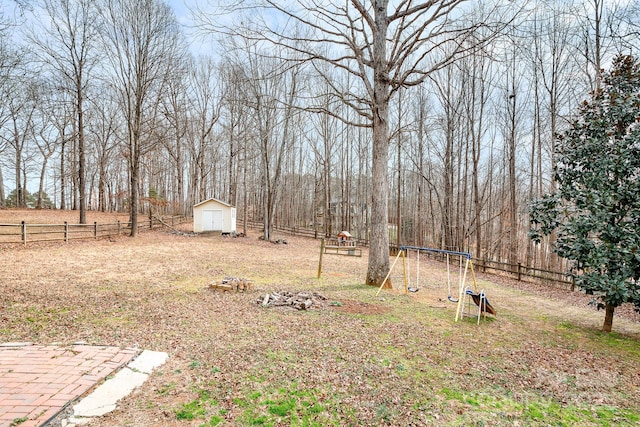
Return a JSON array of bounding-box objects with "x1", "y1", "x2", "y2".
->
[{"x1": 0, "y1": 216, "x2": 639, "y2": 426}]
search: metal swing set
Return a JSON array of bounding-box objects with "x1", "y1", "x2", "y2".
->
[{"x1": 376, "y1": 246, "x2": 496, "y2": 323}]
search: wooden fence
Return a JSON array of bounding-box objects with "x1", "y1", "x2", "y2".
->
[
  {"x1": 473, "y1": 258, "x2": 573, "y2": 289},
  {"x1": 0, "y1": 215, "x2": 190, "y2": 245},
  {"x1": 249, "y1": 221, "x2": 572, "y2": 289}
]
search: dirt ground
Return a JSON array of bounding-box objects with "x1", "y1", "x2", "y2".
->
[{"x1": 1, "y1": 209, "x2": 639, "y2": 426}]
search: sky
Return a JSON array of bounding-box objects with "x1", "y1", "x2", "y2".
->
[
  {"x1": 167, "y1": 0, "x2": 191, "y2": 22},
  {"x1": 166, "y1": 0, "x2": 218, "y2": 58}
]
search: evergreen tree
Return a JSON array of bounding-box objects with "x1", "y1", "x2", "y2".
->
[
  {"x1": 5, "y1": 189, "x2": 54, "y2": 209},
  {"x1": 530, "y1": 55, "x2": 640, "y2": 333}
]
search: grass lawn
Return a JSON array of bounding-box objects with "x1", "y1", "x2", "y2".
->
[{"x1": 1, "y1": 210, "x2": 639, "y2": 426}]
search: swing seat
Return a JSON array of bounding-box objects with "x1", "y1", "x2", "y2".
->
[
  {"x1": 465, "y1": 289, "x2": 496, "y2": 315},
  {"x1": 408, "y1": 287, "x2": 419, "y2": 293}
]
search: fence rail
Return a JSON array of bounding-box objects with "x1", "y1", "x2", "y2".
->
[
  {"x1": 250, "y1": 221, "x2": 572, "y2": 289},
  {"x1": 472, "y1": 258, "x2": 573, "y2": 288},
  {"x1": 0, "y1": 215, "x2": 190, "y2": 245},
  {"x1": 245, "y1": 221, "x2": 372, "y2": 246}
]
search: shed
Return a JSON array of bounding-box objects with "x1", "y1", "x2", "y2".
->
[
  {"x1": 337, "y1": 231, "x2": 352, "y2": 241},
  {"x1": 193, "y1": 198, "x2": 236, "y2": 234}
]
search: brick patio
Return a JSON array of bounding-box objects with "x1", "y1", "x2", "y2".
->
[{"x1": 0, "y1": 343, "x2": 138, "y2": 427}]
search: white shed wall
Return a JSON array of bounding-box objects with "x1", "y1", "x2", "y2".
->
[{"x1": 193, "y1": 199, "x2": 237, "y2": 233}]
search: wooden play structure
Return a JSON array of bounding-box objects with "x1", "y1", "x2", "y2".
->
[
  {"x1": 316, "y1": 231, "x2": 362, "y2": 278},
  {"x1": 322, "y1": 231, "x2": 362, "y2": 256},
  {"x1": 376, "y1": 246, "x2": 496, "y2": 324}
]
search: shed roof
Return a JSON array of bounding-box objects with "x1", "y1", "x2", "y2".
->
[{"x1": 193, "y1": 198, "x2": 234, "y2": 208}]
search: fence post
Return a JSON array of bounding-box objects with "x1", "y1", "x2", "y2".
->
[
  {"x1": 21, "y1": 221, "x2": 26, "y2": 245},
  {"x1": 117, "y1": 220, "x2": 121, "y2": 235},
  {"x1": 94, "y1": 222, "x2": 98, "y2": 239},
  {"x1": 517, "y1": 263, "x2": 522, "y2": 281},
  {"x1": 65, "y1": 221, "x2": 69, "y2": 243},
  {"x1": 317, "y1": 239, "x2": 325, "y2": 279},
  {"x1": 150, "y1": 216, "x2": 153, "y2": 229}
]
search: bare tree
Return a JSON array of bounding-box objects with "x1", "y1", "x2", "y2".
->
[
  {"x1": 218, "y1": 60, "x2": 250, "y2": 209},
  {"x1": 461, "y1": 42, "x2": 495, "y2": 261},
  {"x1": 307, "y1": 69, "x2": 339, "y2": 238},
  {"x1": 245, "y1": 45, "x2": 302, "y2": 241},
  {"x1": 87, "y1": 86, "x2": 120, "y2": 212},
  {"x1": 52, "y1": 91, "x2": 74, "y2": 210},
  {"x1": 429, "y1": 63, "x2": 465, "y2": 251},
  {"x1": 29, "y1": 0, "x2": 99, "y2": 222},
  {"x1": 501, "y1": 36, "x2": 525, "y2": 267},
  {"x1": 1, "y1": 78, "x2": 37, "y2": 208},
  {"x1": 99, "y1": 0, "x2": 182, "y2": 236},
  {"x1": 33, "y1": 83, "x2": 63, "y2": 209},
  {"x1": 0, "y1": 24, "x2": 22, "y2": 207},
  {"x1": 198, "y1": 0, "x2": 513, "y2": 286},
  {"x1": 185, "y1": 56, "x2": 221, "y2": 208},
  {"x1": 160, "y1": 55, "x2": 191, "y2": 215},
  {"x1": 615, "y1": 0, "x2": 640, "y2": 53},
  {"x1": 525, "y1": 3, "x2": 583, "y2": 271}
]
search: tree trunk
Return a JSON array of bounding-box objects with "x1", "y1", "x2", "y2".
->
[
  {"x1": 99, "y1": 159, "x2": 106, "y2": 212},
  {"x1": 199, "y1": 149, "x2": 206, "y2": 202},
  {"x1": 396, "y1": 111, "x2": 401, "y2": 247},
  {"x1": 416, "y1": 131, "x2": 423, "y2": 246},
  {"x1": 78, "y1": 75, "x2": 87, "y2": 224},
  {"x1": 37, "y1": 156, "x2": 49, "y2": 209},
  {"x1": 0, "y1": 166, "x2": 5, "y2": 207},
  {"x1": 129, "y1": 136, "x2": 139, "y2": 237},
  {"x1": 324, "y1": 134, "x2": 332, "y2": 237},
  {"x1": 507, "y1": 48, "x2": 518, "y2": 267},
  {"x1": 60, "y1": 137, "x2": 66, "y2": 210},
  {"x1": 14, "y1": 143, "x2": 22, "y2": 208},
  {"x1": 343, "y1": 125, "x2": 351, "y2": 233},
  {"x1": 71, "y1": 116, "x2": 78, "y2": 211},
  {"x1": 228, "y1": 135, "x2": 235, "y2": 205},
  {"x1": 22, "y1": 163, "x2": 27, "y2": 207},
  {"x1": 176, "y1": 146, "x2": 184, "y2": 215},
  {"x1": 262, "y1": 148, "x2": 271, "y2": 241},
  {"x1": 602, "y1": 303, "x2": 615, "y2": 333},
  {"x1": 242, "y1": 145, "x2": 248, "y2": 236},
  {"x1": 366, "y1": 1, "x2": 390, "y2": 288},
  {"x1": 367, "y1": 117, "x2": 390, "y2": 287}
]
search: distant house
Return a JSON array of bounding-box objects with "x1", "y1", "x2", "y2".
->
[{"x1": 193, "y1": 198, "x2": 236, "y2": 234}]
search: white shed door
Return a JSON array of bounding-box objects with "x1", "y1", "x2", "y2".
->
[{"x1": 202, "y1": 209, "x2": 223, "y2": 231}]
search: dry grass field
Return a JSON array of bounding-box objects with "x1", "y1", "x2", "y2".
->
[
  {"x1": 0, "y1": 209, "x2": 130, "y2": 225},
  {"x1": 1, "y1": 209, "x2": 639, "y2": 426}
]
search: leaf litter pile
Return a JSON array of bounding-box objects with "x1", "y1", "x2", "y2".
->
[{"x1": 1, "y1": 215, "x2": 639, "y2": 426}]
